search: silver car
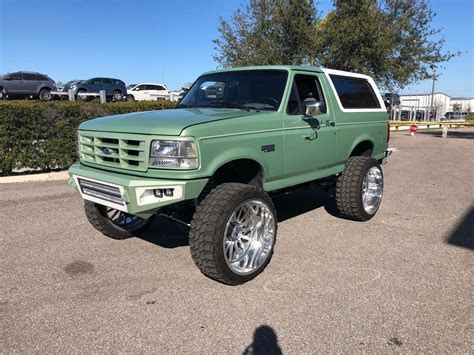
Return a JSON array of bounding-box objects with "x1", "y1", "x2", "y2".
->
[{"x1": 0, "y1": 71, "x2": 56, "y2": 101}]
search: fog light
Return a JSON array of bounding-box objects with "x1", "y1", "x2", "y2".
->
[
  {"x1": 153, "y1": 189, "x2": 163, "y2": 198},
  {"x1": 164, "y1": 188, "x2": 174, "y2": 197}
]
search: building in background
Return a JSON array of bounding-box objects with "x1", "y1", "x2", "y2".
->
[
  {"x1": 398, "y1": 93, "x2": 472, "y2": 121},
  {"x1": 450, "y1": 97, "x2": 474, "y2": 113}
]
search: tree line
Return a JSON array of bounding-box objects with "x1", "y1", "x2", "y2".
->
[{"x1": 213, "y1": 0, "x2": 457, "y2": 90}]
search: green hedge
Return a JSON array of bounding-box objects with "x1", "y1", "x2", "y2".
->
[{"x1": 0, "y1": 100, "x2": 176, "y2": 175}]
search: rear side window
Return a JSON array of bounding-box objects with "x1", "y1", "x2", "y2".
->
[
  {"x1": 101, "y1": 78, "x2": 113, "y2": 84},
  {"x1": 23, "y1": 73, "x2": 38, "y2": 81},
  {"x1": 330, "y1": 75, "x2": 380, "y2": 109}
]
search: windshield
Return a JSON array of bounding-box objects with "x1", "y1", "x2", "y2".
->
[
  {"x1": 127, "y1": 84, "x2": 137, "y2": 89},
  {"x1": 177, "y1": 70, "x2": 288, "y2": 111}
]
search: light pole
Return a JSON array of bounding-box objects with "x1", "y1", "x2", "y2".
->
[{"x1": 430, "y1": 64, "x2": 436, "y2": 121}]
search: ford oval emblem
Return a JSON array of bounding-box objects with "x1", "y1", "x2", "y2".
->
[{"x1": 102, "y1": 147, "x2": 110, "y2": 155}]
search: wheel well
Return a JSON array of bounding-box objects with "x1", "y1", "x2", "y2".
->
[
  {"x1": 39, "y1": 86, "x2": 51, "y2": 92},
  {"x1": 350, "y1": 140, "x2": 373, "y2": 157},
  {"x1": 213, "y1": 159, "x2": 263, "y2": 185}
]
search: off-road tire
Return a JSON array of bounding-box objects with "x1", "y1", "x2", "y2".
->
[
  {"x1": 84, "y1": 201, "x2": 154, "y2": 240},
  {"x1": 189, "y1": 183, "x2": 277, "y2": 285},
  {"x1": 39, "y1": 88, "x2": 52, "y2": 102},
  {"x1": 335, "y1": 156, "x2": 383, "y2": 221}
]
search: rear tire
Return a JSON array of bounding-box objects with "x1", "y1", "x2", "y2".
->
[
  {"x1": 335, "y1": 156, "x2": 384, "y2": 221},
  {"x1": 84, "y1": 201, "x2": 154, "y2": 240},
  {"x1": 189, "y1": 183, "x2": 277, "y2": 285},
  {"x1": 112, "y1": 90, "x2": 123, "y2": 102},
  {"x1": 39, "y1": 88, "x2": 52, "y2": 102}
]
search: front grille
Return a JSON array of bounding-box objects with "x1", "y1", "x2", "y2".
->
[
  {"x1": 79, "y1": 132, "x2": 148, "y2": 172},
  {"x1": 78, "y1": 178, "x2": 124, "y2": 206}
]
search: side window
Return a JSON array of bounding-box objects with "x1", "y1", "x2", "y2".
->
[
  {"x1": 33, "y1": 74, "x2": 47, "y2": 81},
  {"x1": 286, "y1": 84, "x2": 300, "y2": 115},
  {"x1": 286, "y1": 75, "x2": 325, "y2": 115},
  {"x1": 135, "y1": 85, "x2": 145, "y2": 91},
  {"x1": 101, "y1": 78, "x2": 113, "y2": 84},
  {"x1": 10, "y1": 73, "x2": 23, "y2": 80},
  {"x1": 329, "y1": 75, "x2": 380, "y2": 109},
  {"x1": 23, "y1": 73, "x2": 37, "y2": 81},
  {"x1": 156, "y1": 85, "x2": 165, "y2": 91}
]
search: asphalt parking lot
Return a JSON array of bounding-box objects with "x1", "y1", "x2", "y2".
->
[{"x1": 1, "y1": 128, "x2": 473, "y2": 353}]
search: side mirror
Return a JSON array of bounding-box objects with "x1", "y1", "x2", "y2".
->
[{"x1": 304, "y1": 99, "x2": 326, "y2": 116}]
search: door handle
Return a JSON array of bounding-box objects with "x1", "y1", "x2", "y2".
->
[{"x1": 325, "y1": 120, "x2": 336, "y2": 126}]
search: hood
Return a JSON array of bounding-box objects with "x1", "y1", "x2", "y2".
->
[{"x1": 79, "y1": 108, "x2": 256, "y2": 136}]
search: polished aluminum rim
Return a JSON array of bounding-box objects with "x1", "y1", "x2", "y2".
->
[
  {"x1": 224, "y1": 199, "x2": 275, "y2": 275},
  {"x1": 106, "y1": 207, "x2": 147, "y2": 231},
  {"x1": 362, "y1": 166, "x2": 383, "y2": 214}
]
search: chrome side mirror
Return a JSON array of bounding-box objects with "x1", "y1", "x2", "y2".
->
[{"x1": 305, "y1": 99, "x2": 326, "y2": 116}]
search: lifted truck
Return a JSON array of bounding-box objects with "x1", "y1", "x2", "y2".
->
[{"x1": 69, "y1": 66, "x2": 391, "y2": 285}]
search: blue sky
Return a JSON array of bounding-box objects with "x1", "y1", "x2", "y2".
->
[{"x1": 0, "y1": 0, "x2": 472, "y2": 96}]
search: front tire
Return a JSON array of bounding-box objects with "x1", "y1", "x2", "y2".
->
[
  {"x1": 84, "y1": 201, "x2": 154, "y2": 240},
  {"x1": 127, "y1": 94, "x2": 135, "y2": 101},
  {"x1": 39, "y1": 88, "x2": 52, "y2": 102},
  {"x1": 189, "y1": 183, "x2": 277, "y2": 285},
  {"x1": 77, "y1": 89, "x2": 90, "y2": 102},
  {"x1": 335, "y1": 156, "x2": 384, "y2": 221}
]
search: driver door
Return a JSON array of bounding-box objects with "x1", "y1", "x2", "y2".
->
[{"x1": 283, "y1": 73, "x2": 337, "y2": 185}]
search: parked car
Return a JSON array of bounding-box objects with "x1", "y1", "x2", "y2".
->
[
  {"x1": 0, "y1": 71, "x2": 56, "y2": 101},
  {"x1": 68, "y1": 65, "x2": 391, "y2": 285},
  {"x1": 126, "y1": 83, "x2": 170, "y2": 101},
  {"x1": 382, "y1": 92, "x2": 400, "y2": 110},
  {"x1": 57, "y1": 80, "x2": 82, "y2": 92},
  {"x1": 65, "y1": 77, "x2": 127, "y2": 101}
]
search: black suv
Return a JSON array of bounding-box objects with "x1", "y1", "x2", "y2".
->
[
  {"x1": 64, "y1": 77, "x2": 127, "y2": 101},
  {"x1": 0, "y1": 71, "x2": 57, "y2": 101}
]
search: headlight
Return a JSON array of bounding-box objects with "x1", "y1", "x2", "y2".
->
[{"x1": 149, "y1": 139, "x2": 198, "y2": 169}]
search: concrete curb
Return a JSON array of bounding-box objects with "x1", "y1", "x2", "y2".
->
[{"x1": 0, "y1": 171, "x2": 69, "y2": 184}]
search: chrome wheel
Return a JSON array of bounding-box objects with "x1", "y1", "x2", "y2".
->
[
  {"x1": 106, "y1": 207, "x2": 148, "y2": 231},
  {"x1": 224, "y1": 199, "x2": 275, "y2": 275},
  {"x1": 362, "y1": 166, "x2": 383, "y2": 214}
]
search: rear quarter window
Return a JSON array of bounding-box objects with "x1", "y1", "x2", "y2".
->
[{"x1": 330, "y1": 75, "x2": 381, "y2": 109}]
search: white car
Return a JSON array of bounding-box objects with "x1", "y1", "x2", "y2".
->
[{"x1": 126, "y1": 83, "x2": 170, "y2": 101}]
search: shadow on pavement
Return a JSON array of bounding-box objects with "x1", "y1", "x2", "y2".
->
[
  {"x1": 446, "y1": 206, "x2": 474, "y2": 250},
  {"x1": 273, "y1": 185, "x2": 334, "y2": 222},
  {"x1": 137, "y1": 185, "x2": 337, "y2": 248},
  {"x1": 416, "y1": 129, "x2": 474, "y2": 140},
  {"x1": 137, "y1": 216, "x2": 189, "y2": 248},
  {"x1": 243, "y1": 325, "x2": 282, "y2": 355}
]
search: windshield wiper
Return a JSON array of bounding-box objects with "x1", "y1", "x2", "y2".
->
[
  {"x1": 176, "y1": 103, "x2": 194, "y2": 108},
  {"x1": 203, "y1": 101, "x2": 260, "y2": 112}
]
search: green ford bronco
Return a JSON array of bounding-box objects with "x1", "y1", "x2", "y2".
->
[{"x1": 68, "y1": 66, "x2": 391, "y2": 285}]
